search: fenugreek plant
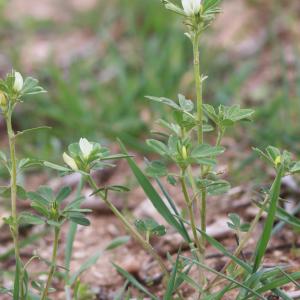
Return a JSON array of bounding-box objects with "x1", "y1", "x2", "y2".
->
[
  {"x1": 0, "y1": 72, "x2": 96, "y2": 300},
  {"x1": 118, "y1": 0, "x2": 300, "y2": 299}
]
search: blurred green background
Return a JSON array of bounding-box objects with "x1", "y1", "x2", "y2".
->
[{"x1": 0, "y1": 0, "x2": 300, "y2": 180}]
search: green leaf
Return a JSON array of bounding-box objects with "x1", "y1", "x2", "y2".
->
[
  {"x1": 69, "y1": 214, "x2": 90, "y2": 226},
  {"x1": 146, "y1": 139, "x2": 168, "y2": 156},
  {"x1": 178, "y1": 94, "x2": 194, "y2": 112},
  {"x1": 64, "y1": 197, "x2": 85, "y2": 211},
  {"x1": 69, "y1": 253, "x2": 101, "y2": 286},
  {"x1": 164, "y1": 250, "x2": 181, "y2": 300},
  {"x1": 252, "y1": 166, "x2": 284, "y2": 273},
  {"x1": 134, "y1": 219, "x2": 166, "y2": 237},
  {"x1": 56, "y1": 186, "x2": 72, "y2": 204},
  {"x1": 222, "y1": 105, "x2": 254, "y2": 123},
  {"x1": 19, "y1": 213, "x2": 45, "y2": 225},
  {"x1": 37, "y1": 186, "x2": 53, "y2": 202},
  {"x1": 113, "y1": 263, "x2": 159, "y2": 300},
  {"x1": 146, "y1": 95, "x2": 180, "y2": 110},
  {"x1": 145, "y1": 160, "x2": 168, "y2": 178},
  {"x1": 191, "y1": 144, "x2": 225, "y2": 158},
  {"x1": 206, "y1": 180, "x2": 231, "y2": 196},
  {"x1": 290, "y1": 161, "x2": 300, "y2": 174},
  {"x1": 22, "y1": 77, "x2": 47, "y2": 96},
  {"x1": 119, "y1": 140, "x2": 190, "y2": 243},
  {"x1": 31, "y1": 203, "x2": 49, "y2": 218},
  {"x1": 203, "y1": 104, "x2": 218, "y2": 124},
  {"x1": 47, "y1": 220, "x2": 62, "y2": 227},
  {"x1": 15, "y1": 126, "x2": 51, "y2": 138},
  {"x1": 18, "y1": 158, "x2": 43, "y2": 171},
  {"x1": 266, "y1": 146, "x2": 281, "y2": 162},
  {"x1": 105, "y1": 236, "x2": 131, "y2": 250},
  {"x1": 44, "y1": 161, "x2": 70, "y2": 172},
  {"x1": 27, "y1": 191, "x2": 49, "y2": 206}
]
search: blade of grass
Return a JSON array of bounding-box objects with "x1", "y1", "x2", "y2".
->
[
  {"x1": 113, "y1": 263, "x2": 159, "y2": 300},
  {"x1": 154, "y1": 175, "x2": 190, "y2": 244},
  {"x1": 255, "y1": 271, "x2": 300, "y2": 294},
  {"x1": 164, "y1": 250, "x2": 180, "y2": 300},
  {"x1": 181, "y1": 256, "x2": 266, "y2": 300},
  {"x1": 252, "y1": 166, "x2": 284, "y2": 273},
  {"x1": 69, "y1": 252, "x2": 101, "y2": 286},
  {"x1": 119, "y1": 140, "x2": 190, "y2": 243}
]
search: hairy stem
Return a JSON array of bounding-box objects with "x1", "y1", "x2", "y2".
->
[
  {"x1": 180, "y1": 172, "x2": 206, "y2": 289},
  {"x1": 193, "y1": 31, "x2": 207, "y2": 295},
  {"x1": 193, "y1": 32, "x2": 203, "y2": 145},
  {"x1": 87, "y1": 176, "x2": 169, "y2": 279},
  {"x1": 64, "y1": 176, "x2": 84, "y2": 299},
  {"x1": 41, "y1": 227, "x2": 60, "y2": 300},
  {"x1": 6, "y1": 110, "x2": 23, "y2": 298}
]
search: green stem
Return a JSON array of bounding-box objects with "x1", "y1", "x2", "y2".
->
[
  {"x1": 193, "y1": 32, "x2": 203, "y2": 145},
  {"x1": 200, "y1": 189, "x2": 207, "y2": 245},
  {"x1": 87, "y1": 176, "x2": 169, "y2": 279},
  {"x1": 41, "y1": 227, "x2": 60, "y2": 300},
  {"x1": 64, "y1": 177, "x2": 84, "y2": 299},
  {"x1": 5, "y1": 110, "x2": 23, "y2": 298},
  {"x1": 216, "y1": 127, "x2": 224, "y2": 147},
  {"x1": 180, "y1": 172, "x2": 205, "y2": 288}
]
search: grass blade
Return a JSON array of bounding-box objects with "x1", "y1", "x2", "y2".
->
[
  {"x1": 113, "y1": 263, "x2": 158, "y2": 300},
  {"x1": 164, "y1": 250, "x2": 180, "y2": 300},
  {"x1": 255, "y1": 271, "x2": 300, "y2": 294},
  {"x1": 119, "y1": 140, "x2": 190, "y2": 242},
  {"x1": 181, "y1": 256, "x2": 266, "y2": 300},
  {"x1": 252, "y1": 166, "x2": 284, "y2": 273},
  {"x1": 69, "y1": 252, "x2": 101, "y2": 286},
  {"x1": 13, "y1": 259, "x2": 20, "y2": 300}
]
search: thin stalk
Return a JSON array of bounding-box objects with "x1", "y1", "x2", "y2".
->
[
  {"x1": 180, "y1": 172, "x2": 206, "y2": 289},
  {"x1": 41, "y1": 227, "x2": 60, "y2": 300},
  {"x1": 64, "y1": 176, "x2": 84, "y2": 299},
  {"x1": 5, "y1": 110, "x2": 23, "y2": 298},
  {"x1": 216, "y1": 128, "x2": 224, "y2": 147},
  {"x1": 206, "y1": 195, "x2": 269, "y2": 291},
  {"x1": 86, "y1": 176, "x2": 169, "y2": 279},
  {"x1": 192, "y1": 32, "x2": 208, "y2": 294},
  {"x1": 200, "y1": 189, "x2": 207, "y2": 245},
  {"x1": 193, "y1": 32, "x2": 203, "y2": 145}
]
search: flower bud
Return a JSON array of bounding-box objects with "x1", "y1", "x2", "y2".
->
[
  {"x1": 13, "y1": 71, "x2": 24, "y2": 92},
  {"x1": 79, "y1": 138, "x2": 93, "y2": 159},
  {"x1": 182, "y1": 0, "x2": 202, "y2": 16},
  {"x1": 182, "y1": 145, "x2": 188, "y2": 160},
  {"x1": 0, "y1": 91, "x2": 7, "y2": 110},
  {"x1": 63, "y1": 152, "x2": 78, "y2": 171},
  {"x1": 275, "y1": 156, "x2": 281, "y2": 166}
]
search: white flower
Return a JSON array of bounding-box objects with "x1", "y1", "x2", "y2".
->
[
  {"x1": 79, "y1": 138, "x2": 93, "y2": 159},
  {"x1": 13, "y1": 71, "x2": 24, "y2": 92},
  {"x1": 182, "y1": 0, "x2": 202, "y2": 16},
  {"x1": 63, "y1": 152, "x2": 78, "y2": 171}
]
